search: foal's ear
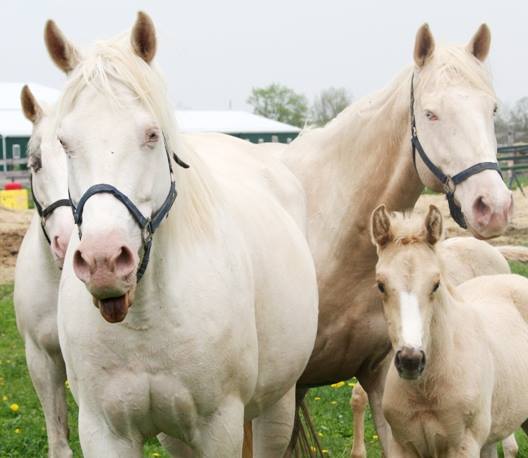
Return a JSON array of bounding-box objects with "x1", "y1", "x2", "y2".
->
[
  {"x1": 371, "y1": 205, "x2": 393, "y2": 248},
  {"x1": 131, "y1": 11, "x2": 157, "y2": 64},
  {"x1": 414, "y1": 23, "x2": 435, "y2": 67},
  {"x1": 44, "y1": 20, "x2": 80, "y2": 74},
  {"x1": 424, "y1": 205, "x2": 443, "y2": 245},
  {"x1": 20, "y1": 85, "x2": 43, "y2": 124},
  {"x1": 467, "y1": 24, "x2": 491, "y2": 62}
]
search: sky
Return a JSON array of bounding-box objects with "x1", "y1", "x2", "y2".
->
[{"x1": 2, "y1": 1, "x2": 526, "y2": 111}]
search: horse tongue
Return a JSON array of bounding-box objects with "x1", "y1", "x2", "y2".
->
[{"x1": 98, "y1": 294, "x2": 129, "y2": 323}]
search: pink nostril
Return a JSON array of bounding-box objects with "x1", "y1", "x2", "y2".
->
[
  {"x1": 73, "y1": 249, "x2": 94, "y2": 283},
  {"x1": 473, "y1": 196, "x2": 492, "y2": 225},
  {"x1": 113, "y1": 246, "x2": 136, "y2": 278},
  {"x1": 52, "y1": 236, "x2": 67, "y2": 258}
]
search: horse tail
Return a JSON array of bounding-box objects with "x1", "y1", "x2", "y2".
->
[{"x1": 497, "y1": 245, "x2": 528, "y2": 263}]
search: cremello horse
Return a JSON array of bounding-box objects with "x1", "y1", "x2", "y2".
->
[
  {"x1": 47, "y1": 12, "x2": 317, "y2": 457},
  {"x1": 372, "y1": 205, "x2": 528, "y2": 457},
  {"x1": 277, "y1": 23, "x2": 513, "y2": 452},
  {"x1": 14, "y1": 86, "x2": 74, "y2": 457}
]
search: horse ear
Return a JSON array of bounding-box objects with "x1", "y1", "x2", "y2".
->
[
  {"x1": 371, "y1": 205, "x2": 393, "y2": 248},
  {"x1": 44, "y1": 20, "x2": 80, "y2": 74},
  {"x1": 131, "y1": 11, "x2": 157, "y2": 64},
  {"x1": 21, "y1": 85, "x2": 43, "y2": 124},
  {"x1": 467, "y1": 24, "x2": 491, "y2": 62},
  {"x1": 424, "y1": 205, "x2": 443, "y2": 245},
  {"x1": 414, "y1": 23, "x2": 435, "y2": 67}
]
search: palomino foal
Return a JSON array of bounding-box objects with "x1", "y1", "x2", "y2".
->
[
  {"x1": 371, "y1": 205, "x2": 528, "y2": 457},
  {"x1": 14, "y1": 86, "x2": 74, "y2": 457},
  {"x1": 47, "y1": 12, "x2": 318, "y2": 457}
]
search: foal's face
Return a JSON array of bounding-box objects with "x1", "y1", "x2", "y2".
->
[
  {"x1": 376, "y1": 245, "x2": 441, "y2": 380},
  {"x1": 59, "y1": 83, "x2": 172, "y2": 319},
  {"x1": 411, "y1": 24, "x2": 512, "y2": 239}
]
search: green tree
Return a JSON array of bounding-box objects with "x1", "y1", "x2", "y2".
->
[
  {"x1": 311, "y1": 87, "x2": 352, "y2": 126},
  {"x1": 247, "y1": 83, "x2": 309, "y2": 128}
]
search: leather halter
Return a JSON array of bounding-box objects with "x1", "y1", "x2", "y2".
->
[
  {"x1": 30, "y1": 174, "x2": 71, "y2": 244},
  {"x1": 410, "y1": 74, "x2": 502, "y2": 229},
  {"x1": 69, "y1": 136, "x2": 189, "y2": 281}
]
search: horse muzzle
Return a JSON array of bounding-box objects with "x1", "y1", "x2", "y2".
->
[{"x1": 395, "y1": 346, "x2": 426, "y2": 380}]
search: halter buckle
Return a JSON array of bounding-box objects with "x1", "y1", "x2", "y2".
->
[
  {"x1": 443, "y1": 176, "x2": 456, "y2": 195},
  {"x1": 142, "y1": 219, "x2": 153, "y2": 244}
]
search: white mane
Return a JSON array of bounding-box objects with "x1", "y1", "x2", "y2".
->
[{"x1": 56, "y1": 33, "x2": 217, "y2": 241}]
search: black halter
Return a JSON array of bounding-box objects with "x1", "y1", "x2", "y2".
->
[
  {"x1": 410, "y1": 74, "x2": 502, "y2": 229},
  {"x1": 30, "y1": 174, "x2": 71, "y2": 244},
  {"x1": 69, "y1": 136, "x2": 189, "y2": 281}
]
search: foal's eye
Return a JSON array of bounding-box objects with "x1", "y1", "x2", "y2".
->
[
  {"x1": 493, "y1": 105, "x2": 498, "y2": 116},
  {"x1": 432, "y1": 281, "x2": 440, "y2": 293},
  {"x1": 377, "y1": 282, "x2": 386, "y2": 294},
  {"x1": 425, "y1": 110, "x2": 438, "y2": 121}
]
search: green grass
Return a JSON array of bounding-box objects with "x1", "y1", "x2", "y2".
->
[{"x1": 2, "y1": 265, "x2": 528, "y2": 456}]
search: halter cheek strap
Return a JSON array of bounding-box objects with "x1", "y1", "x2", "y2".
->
[
  {"x1": 410, "y1": 74, "x2": 502, "y2": 229},
  {"x1": 69, "y1": 136, "x2": 189, "y2": 281},
  {"x1": 30, "y1": 174, "x2": 71, "y2": 244}
]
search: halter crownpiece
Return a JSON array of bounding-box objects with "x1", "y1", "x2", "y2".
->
[
  {"x1": 30, "y1": 174, "x2": 71, "y2": 244},
  {"x1": 409, "y1": 74, "x2": 502, "y2": 229},
  {"x1": 69, "y1": 134, "x2": 189, "y2": 281}
]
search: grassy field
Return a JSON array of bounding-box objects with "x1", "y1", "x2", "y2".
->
[{"x1": 1, "y1": 265, "x2": 528, "y2": 456}]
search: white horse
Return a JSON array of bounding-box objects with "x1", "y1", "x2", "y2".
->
[
  {"x1": 14, "y1": 86, "x2": 74, "y2": 457},
  {"x1": 372, "y1": 205, "x2": 528, "y2": 457},
  {"x1": 274, "y1": 23, "x2": 513, "y2": 453},
  {"x1": 46, "y1": 12, "x2": 318, "y2": 457}
]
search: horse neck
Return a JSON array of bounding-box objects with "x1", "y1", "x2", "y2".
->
[{"x1": 283, "y1": 68, "x2": 424, "y2": 277}]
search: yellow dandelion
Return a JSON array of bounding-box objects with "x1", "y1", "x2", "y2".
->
[
  {"x1": 15, "y1": 428, "x2": 21, "y2": 434},
  {"x1": 372, "y1": 434, "x2": 379, "y2": 440},
  {"x1": 9, "y1": 403, "x2": 19, "y2": 413},
  {"x1": 330, "y1": 381, "x2": 345, "y2": 389},
  {"x1": 330, "y1": 400, "x2": 337, "y2": 405},
  {"x1": 314, "y1": 396, "x2": 321, "y2": 401}
]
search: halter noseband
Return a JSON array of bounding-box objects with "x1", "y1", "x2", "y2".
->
[
  {"x1": 410, "y1": 74, "x2": 502, "y2": 229},
  {"x1": 30, "y1": 174, "x2": 71, "y2": 245},
  {"x1": 69, "y1": 135, "x2": 189, "y2": 281}
]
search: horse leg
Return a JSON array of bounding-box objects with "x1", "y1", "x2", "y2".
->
[
  {"x1": 195, "y1": 397, "x2": 245, "y2": 458},
  {"x1": 501, "y1": 434, "x2": 519, "y2": 458},
  {"x1": 25, "y1": 338, "x2": 72, "y2": 458},
  {"x1": 283, "y1": 386, "x2": 309, "y2": 458},
  {"x1": 78, "y1": 406, "x2": 143, "y2": 458},
  {"x1": 350, "y1": 383, "x2": 368, "y2": 458},
  {"x1": 252, "y1": 386, "x2": 296, "y2": 458},
  {"x1": 480, "y1": 443, "x2": 498, "y2": 458},
  {"x1": 157, "y1": 433, "x2": 194, "y2": 457},
  {"x1": 358, "y1": 355, "x2": 392, "y2": 457}
]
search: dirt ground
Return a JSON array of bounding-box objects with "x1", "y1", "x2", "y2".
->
[{"x1": 1, "y1": 190, "x2": 527, "y2": 284}]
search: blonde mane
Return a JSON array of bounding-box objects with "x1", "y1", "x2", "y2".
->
[{"x1": 56, "y1": 33, "x2": 217, "y2": 241}]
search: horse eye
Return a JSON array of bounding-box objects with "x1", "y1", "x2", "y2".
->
[
  {"x1": 432, "y1": 281, "x2": 440, "y2": 293},
  {"x1": 377, "y1": 282, "x2": 385, "y2": 294},
  {"x1": 493, "y1": 105, "x2": 498, "y2": 116},
  {"x1": 145, "y1": 129, "x2": 160, "y2": 147},
  {"x1": 425, "y1": 110, "x2": 438, "y2": 121},
  {"x1": 29, "y1": 154, "x2": 42, "y2": 173}
]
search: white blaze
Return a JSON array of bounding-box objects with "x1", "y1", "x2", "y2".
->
[{"x1": 399, "y1": 292, "x2": 423, "y2": 347}]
